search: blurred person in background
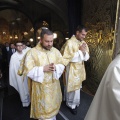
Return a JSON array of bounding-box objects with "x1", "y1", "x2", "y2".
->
[{"x1": 9, "y1": 41, "x2": 30, "y2": 107}]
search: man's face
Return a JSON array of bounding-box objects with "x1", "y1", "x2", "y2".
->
[
  {"x1": 10, "y1": 44, "x2": 15, "y2": 49},
  {"x1": 16, "y1": 43, "x2": 23, "y2": 52},
  {"x1": 40, "y1": 34, "x2": 53, "y2": 50},
  {"x1": 26, "y1": 42, "x2": 30, "y2": 46},
  {"x1": 76, "y1": 29, "x2": 87, "y2": 41},
  {"x1": 5, "y1": 43, "x2": 9, "y2": 47}
]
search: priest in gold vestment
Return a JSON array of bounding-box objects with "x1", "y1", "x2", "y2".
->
[
  {"x1": 18, "y1": 28, "x2": 65, "y2": 120},
  {"x1": 61, "y1": 25, "x2": 90, "y2": 114}
]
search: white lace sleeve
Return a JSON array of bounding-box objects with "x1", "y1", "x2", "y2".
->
[{"x1": 27, "y1": 66, "x2": 44, "y2": 83}]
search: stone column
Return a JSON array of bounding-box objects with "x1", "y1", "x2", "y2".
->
[{"x1": 113, "y1": 0, "x2": 120, "y2": 58}]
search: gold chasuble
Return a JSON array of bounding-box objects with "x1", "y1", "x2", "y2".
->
[
  {"x1": 61, "y1": 36, "x2": 89, "y2": 92},
  {"x1": 18, "y1": 44, "x2": 63, "y2": 119}
]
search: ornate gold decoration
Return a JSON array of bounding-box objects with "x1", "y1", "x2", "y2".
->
[
  {"x1": 83, "y1": 0, "x2": 117, "y2": 93},
  {"x1": 0, "y1": 18, "x2": 10, "y2": 43}
]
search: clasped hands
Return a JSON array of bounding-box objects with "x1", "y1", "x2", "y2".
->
[
  {"x1": 79, "y1": 43, "x2": 87, "y2": 55},
  {"x1": 43, "y1": 63, "x2": 56, "y2": 72}
]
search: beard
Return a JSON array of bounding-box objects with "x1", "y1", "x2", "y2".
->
[{"x1": 41, "y1": 44, "x2": 52, "y2": 50}]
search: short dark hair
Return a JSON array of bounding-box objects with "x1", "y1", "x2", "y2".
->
[
  {"x1": 75, "y1": 25, "x2": 87, "y2": 33},
  {"x1": 5, "y1": 42, "x2": 9, "y2": 45},
  {"x1": 21, "y1": 40, "x2": 26, "y2": 45},
  {"x1": 10, "y1": 42, "x2": 14, "y2": 45},
  {"x1": 15, "y1": 41, "x2": 23, "y2": 46},
  {"x1": 40, "y1": 28, "x2": 53, "y2": 38}
]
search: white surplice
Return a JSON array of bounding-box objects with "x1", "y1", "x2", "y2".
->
[
  {"x1": 84, "y1": 54, "x2": 120, "y2": 120},
  {"x1": 23, "y1": 46, "x2": 31, "y2": 54},
  {"x1": 38, "y1": 116, "x2": 56, "y2": 120},
  {"x1": 65, "y1": 50, "x2": 89, "y2": 109},
  {"x1": 9, "y1": 51, "x2": 30, "y2": 107},
  {"x1": 27, "y1": 64, "x2": 65, "y2": 83}
]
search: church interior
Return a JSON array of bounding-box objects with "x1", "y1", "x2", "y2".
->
[{"x1": 0, "y1": 0, "x2": 119, "y2": 120}]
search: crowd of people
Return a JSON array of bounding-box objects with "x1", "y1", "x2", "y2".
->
[
  {"x1": 7, "y1": 25, "x2": 89, "y2": 120},
  {"x1": 0, "y1": 41, "x2": 32, "y2": 73},
  {"x1": 1, "y1": 25, "x2": 120, "y2": 120}
]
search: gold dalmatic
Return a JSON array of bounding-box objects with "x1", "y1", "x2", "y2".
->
[
  {"x1": 61, "y1": 36, "x2": 89, "y2": 92},
  {"x1": 18, "y1": 44, "x2": 63, "y2": 119}
]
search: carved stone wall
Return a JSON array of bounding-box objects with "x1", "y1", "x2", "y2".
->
[{"x1": 83, "y1": 0, "x2": 117, "y2": 93}]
